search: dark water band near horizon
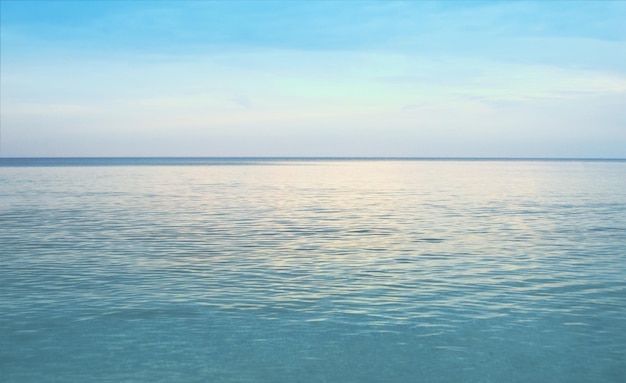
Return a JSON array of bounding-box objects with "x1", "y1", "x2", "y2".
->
[
  {"x1": 1, "y1": 156, "x2": 626, "y2": 167},
  {"x1": 1, "y1": 159, "x2": 625, "y2": 382}
]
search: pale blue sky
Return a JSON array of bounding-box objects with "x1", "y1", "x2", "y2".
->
[{"x1": 1, "y1": 0, "x2": 625, "y2": 157}]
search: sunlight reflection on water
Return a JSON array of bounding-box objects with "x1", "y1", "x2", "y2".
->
[{"x1": 1, "y1": 159, "x2": 625, "y2": 382}]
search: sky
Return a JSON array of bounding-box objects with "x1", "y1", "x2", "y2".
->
[{"x1": 1, "y1": 0, "x2": 625, "y2": 158}]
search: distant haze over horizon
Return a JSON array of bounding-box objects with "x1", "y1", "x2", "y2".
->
[{"x1": 1, "y1": 1, "x2": 625, "y2": 158}]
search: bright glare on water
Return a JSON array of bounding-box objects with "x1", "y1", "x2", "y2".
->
[{"x1": 1, "y1": 159, "x2": 625, "y2": 382}]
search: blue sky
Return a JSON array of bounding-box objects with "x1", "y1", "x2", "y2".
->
[{"x1": 1, "y1": 0, "x2": 625, "y2": 157}]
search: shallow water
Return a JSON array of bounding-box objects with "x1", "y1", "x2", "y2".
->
[{"x1": 1, "y1": 159, "x2": 625, "y2": 382}]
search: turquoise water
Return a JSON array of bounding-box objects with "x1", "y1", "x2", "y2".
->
[{"x1": 1, "y1": 159, "x2": 625, "y2": 382}]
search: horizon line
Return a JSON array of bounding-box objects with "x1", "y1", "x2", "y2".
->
[{"x1": 1, "y1": 156, "x2": 625, "y2": 161}]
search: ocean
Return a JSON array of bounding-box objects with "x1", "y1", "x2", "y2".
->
[{"x1": 1, "y1": 158, "x2": 625, "y2": 382}]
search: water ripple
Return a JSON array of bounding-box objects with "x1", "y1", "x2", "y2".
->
[{"x1": 1, "y1": 160, "x2": 626, "y2": 382}]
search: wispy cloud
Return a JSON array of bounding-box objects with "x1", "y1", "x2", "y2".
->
[
  {"x1": 231, "y1": 95, "x2": 253, "y2": 110},
  {"x1": 1, "y1": 1, "x2": 625, "y2": 157}
]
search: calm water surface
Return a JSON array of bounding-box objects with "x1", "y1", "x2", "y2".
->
[{"x1": 1, "y1": 159, "x2": 625, "y2": 382}]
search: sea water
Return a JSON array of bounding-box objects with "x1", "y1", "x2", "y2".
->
[{"x1": 1, "y1": 158, "x2": 625, "y2": 382}]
